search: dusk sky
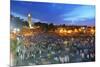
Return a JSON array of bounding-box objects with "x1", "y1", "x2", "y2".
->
[{"x1": 11, "y1": 1, "x2": 95, "y2": 26}]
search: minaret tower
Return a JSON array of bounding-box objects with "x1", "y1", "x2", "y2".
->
[{"x1": 28, "y1": 13, "x2": 32, "y2": 28}]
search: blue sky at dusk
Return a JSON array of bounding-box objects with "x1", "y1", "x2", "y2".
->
[{"x1": 11, "y1": 1, "x2": 95, "y2": 26}]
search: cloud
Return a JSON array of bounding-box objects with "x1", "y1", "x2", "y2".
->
[
  {"x1": 62, "y1": 5, "x2": 95, "y2": 22},
  {"x1": 32, "y1": 18, "x2": 40, "y2": 22}
]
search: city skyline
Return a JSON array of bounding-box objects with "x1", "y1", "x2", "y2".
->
[{"x1": 11, "y1": 1, "x2": 95, "y2": 26}]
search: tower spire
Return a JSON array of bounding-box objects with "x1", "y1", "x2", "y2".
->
[{"x1": 28, "y1": 13, "x2": 32, "y2": 28}]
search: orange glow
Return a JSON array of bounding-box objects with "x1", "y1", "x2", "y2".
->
[
  {"x1": 59, "y1": 28, "x2": 73, "y2": 35},
  {"x1": 22, "y1": 31, "x2": 33, "y2": 36},
  {"x1": 91, "y1": 29, "x2": 95, "y2": 34},
  {"x1": 67, "y1": 30, "x2": 72, "y2": 34},
  {"x1": 59, "y1": 28, "x2": 64, "y2": 33},
  {"x1": 79, "y1": 28, "x2": 82, "y2": 32},
  {"x1": 64, "y1": 29, "x2": 67, "y2": 33},
  {"x1": 59, "y1": 28, "x2": 67, "y2": 34},
  {"x1": 74, "y1": 29, "x2": 78, "y2": 33}
]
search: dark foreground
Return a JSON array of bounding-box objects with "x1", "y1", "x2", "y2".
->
[{"x1": 11, "y1": 32, "x2": 95, "y2": 66}]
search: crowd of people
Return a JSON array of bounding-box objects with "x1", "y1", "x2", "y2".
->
[{"x1": 12, "y1": 32, "x2": 95, "y2": 66}]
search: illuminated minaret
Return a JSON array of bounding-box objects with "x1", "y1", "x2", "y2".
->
[{"x1": 28, "y1": 13, "x2": 32, "y2": 28}]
